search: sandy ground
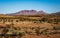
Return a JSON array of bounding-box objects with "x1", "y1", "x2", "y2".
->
[{"x1": 23, "y1": 34, "x2": 60, "y2": 38}]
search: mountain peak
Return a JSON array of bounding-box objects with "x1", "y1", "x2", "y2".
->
[{"x1": 38, "y1": 10, "x2": 47, "y2": 15}]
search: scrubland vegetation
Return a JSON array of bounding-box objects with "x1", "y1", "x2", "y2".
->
[{"x1": 0, "y1": 15, "x2": 60, "y2": 38}]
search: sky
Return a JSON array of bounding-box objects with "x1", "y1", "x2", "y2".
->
[{"x1": 0, "y1": 0, "x2": 60, "y2": 14}]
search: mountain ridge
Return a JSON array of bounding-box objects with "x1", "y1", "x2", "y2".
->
[
  {"x1": 51, "y1": 12, "x2": 60, "y2": 15},
  {"x1": 8, "y1": 10, "x2": 47, "y2": 15}
]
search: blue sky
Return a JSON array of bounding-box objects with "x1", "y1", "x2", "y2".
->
[{"x1": 0, "y1": 0, "x2": 60, "y2": 14}]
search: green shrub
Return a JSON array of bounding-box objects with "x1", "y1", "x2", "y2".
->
[
  {"x1": 35, "y1": 27, "x2": 41, "y2": 35},
  {"x1": 43, "y1": 29, "x2": 49, "y2": 35},
  {"x1": 49, "y1": 32, "x2": 57, "y2": 35},
  {"x1": 19, "y1": 32, "x2": 25, "y2": 37},
  {"x1": 53, "y1": 19, "x2": 59, "y2": 24},
  {"x1": 53, "y1": 26, "x2": 60, "y2": 30},
  {"x1": 41, "y1": 18, "x2": 48, "y2": 22}
]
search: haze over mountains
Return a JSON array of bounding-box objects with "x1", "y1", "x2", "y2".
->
[
  {"x1": 7, "y1": 10, "x2": 60, "y2": 16},
  {"x1": 0, "y1": 10, "x2": 59, "y2": 16}
]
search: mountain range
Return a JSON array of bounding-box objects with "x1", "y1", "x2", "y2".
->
[
  {"x1": 52, "y1": 12, "x2": 60, "y2": 15},
  {"x1": 8, "y1": 10, "x2": 47, "y2": 15},
  {"x1": 6, "y1": 10, "x2": 60, "y2": 16}
]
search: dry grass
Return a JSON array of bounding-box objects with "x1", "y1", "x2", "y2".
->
[{"x1": 0, "y1": 15, "x2": 60, "y2": 38}]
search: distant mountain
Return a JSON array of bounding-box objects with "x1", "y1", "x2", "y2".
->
[
  {"x1": 52, "y1": 12, "x2": 60, "y2": 15},
  {"x1": 8, "y1": 10, "x2": 47, "y2": 15}
]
